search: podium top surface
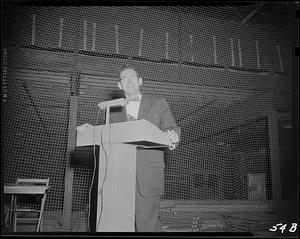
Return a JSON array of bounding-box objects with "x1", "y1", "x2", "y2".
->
[{"x1": 76, "y1": 119, "x2": 172, "y2": 148}]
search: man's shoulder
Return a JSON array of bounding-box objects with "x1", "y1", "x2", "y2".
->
[{"x1": 143, "y1": 94, "x2": 164, "y2": 102}]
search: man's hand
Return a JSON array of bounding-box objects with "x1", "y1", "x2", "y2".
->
[
  {"x1": 164, "y1": 130, "x2": 179, "y2": 143},
  {"x1": 164, "y1": 130, "x2": 179, "y2": 150}
]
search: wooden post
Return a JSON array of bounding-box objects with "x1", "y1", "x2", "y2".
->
[
  {"x1": 92, "y1": 22, "x2": 97, "y2": 52},
  {"x1": 268, "y1": 111, "x2": 282, "y2": 202},
  {"x1": 31, "y1": 14, "x2": 36, "y2": 46},
  {"x1": 230, "y1": 38, "x2": 235, "y2": 67},
  {"x1": 58, "y1": 18, "x2": 64, "y2": 48},
  {"x1": 115, "y1": 25, "x2": 119, "y2": 54},
  {"x1": 83, "y1": 21, "x2": 87, "y2": 51},
  {"x1": 255, "y1": 40, "x2": 261, "y2": 70},
  {"x1": 63, "y1": 71, "x2": 80, "y2": 231},
  {"x1": 138, "y1": 28, "x2": 144, "y2": 57},
  {"x1": 165, "y1": 32, "x2": 169, "y2": 60},
  {"x1": 237, "y1": 39, "x2": 242, "y2": 67},
  {"x1": 276, "y1": 45, "x2": 284, "y2": 72},
  {"x1": 189, "y1": 34, "x2": 194, "y2": 62},
  {"x1": 212, "y1": 35, "x2": 217, "y2": 65}
]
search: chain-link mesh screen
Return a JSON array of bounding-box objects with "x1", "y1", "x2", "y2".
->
[{"x1": 2, "y1": 4, "x2": 298, "y2": 236}]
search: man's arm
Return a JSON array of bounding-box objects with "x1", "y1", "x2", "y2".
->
[{"x1": 159, "y1": 97, "x2": 180, "y2": 150}]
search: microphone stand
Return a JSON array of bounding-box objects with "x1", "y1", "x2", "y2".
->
[{"x1": 105, "y1": 106, "x2": 110, "y2": 126}]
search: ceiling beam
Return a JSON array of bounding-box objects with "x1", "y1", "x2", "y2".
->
[{"x1": 242, "y1": 2, "x2": 265, "y2": 23}]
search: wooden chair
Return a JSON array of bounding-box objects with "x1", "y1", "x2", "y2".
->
[{"x1": 11, "y1": 178, "x2": 50, "y2": 232}]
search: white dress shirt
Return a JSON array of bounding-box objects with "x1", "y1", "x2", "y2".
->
[{"x1": 126, "y1": 94, "x2": 142, "y2": 120}]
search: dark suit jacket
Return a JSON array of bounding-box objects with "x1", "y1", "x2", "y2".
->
[{"x1": 110, "y1": 94, "x2": 180, "y2": 197}]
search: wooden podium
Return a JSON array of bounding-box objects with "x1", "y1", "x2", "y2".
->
[{"x1": 76, "y1": 119, "x2": 172, "y2": 232}]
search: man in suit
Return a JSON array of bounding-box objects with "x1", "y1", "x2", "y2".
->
[{"x1": 110, "y1": 64, "x2": 180, "y2": 232}]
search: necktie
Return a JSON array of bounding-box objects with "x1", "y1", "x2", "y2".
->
[
  {"x1": 126, "y1": 95, "x2": 141, "y2": 104},
  {"x1": 127, "y1": 114, "x2": 136, "y2": 121},
  {"x1": 126, "y1": 95, "x2": 141, "y2": 121}
]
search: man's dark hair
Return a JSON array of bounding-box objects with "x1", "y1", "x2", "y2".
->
[{"x1": 118, "y1": 64, "x2": 140, "y2": 78}]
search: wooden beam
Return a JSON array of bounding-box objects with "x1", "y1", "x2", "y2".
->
[
  {"x1": 62, "y1": 95, "x2": 78, "y2": 231},
  {"x1": 242, "y1": 2, "x2": 265, "y2": 23},
  {"x1": 62, "y1": 71, "x2": 80, "y2": 231}
]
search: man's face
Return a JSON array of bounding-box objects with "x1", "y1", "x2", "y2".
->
[{"x1": 118, "y1": 68, "x2": 142, "y2": 96}]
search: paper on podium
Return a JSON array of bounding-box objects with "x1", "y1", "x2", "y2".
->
[
  {"x1": 76, "y1": 123, "x2": 96, "y2": 146},
  {"x1": 76, "y1": 119, "x2": 172, "y2": 148}
]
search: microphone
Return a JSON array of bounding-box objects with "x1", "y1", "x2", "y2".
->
[{"x1": 98, "y1": 98, "x2": 126, "y2": 110}]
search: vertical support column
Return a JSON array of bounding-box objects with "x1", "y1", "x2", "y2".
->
[
  {"x1": 31, "y1": 14, "x2": 36, "y2": 46},
  {"x1": 83, "y1": 21, "x2": 87, "y2": 51},
  {"x1": 212, "y1": 35, "x2": 218, "y2": 65},
  {"x1": 237, "y1": 39, "x2": 242, "y2": 67},
  {"x1": 92, "y1": 23, "x2": 97, "y2": 52},
  {"x1": 63, "y1": 70, "x2": 80, "y2": 231},
  {"x1": 138, "y1": 28, "x2": 144, "y2": 57},
  {"x1": 58, "y1": 18, "x2": 64, "y2": 48},
  {"x1": 230, "y1": 38, "x2": 235, "y2": 67},
  {"x1": 189, "y1": 34, "x2": 194, "y2": 62},
  {"x1": 276, "y1": 45, "x2": 284, "y2": 72},
  {"x1": 165, "y1": 32, "x2": 169, "y2": 60},
  {"x1": 255, "y1": 40, "x2": 261, "y2": 70},
  {"x1": 115, "y1": 25, "x2": 119, "y2": 54},
  {"x1": 268, "y1": 111, "x2": 282, "y2": 202}
]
